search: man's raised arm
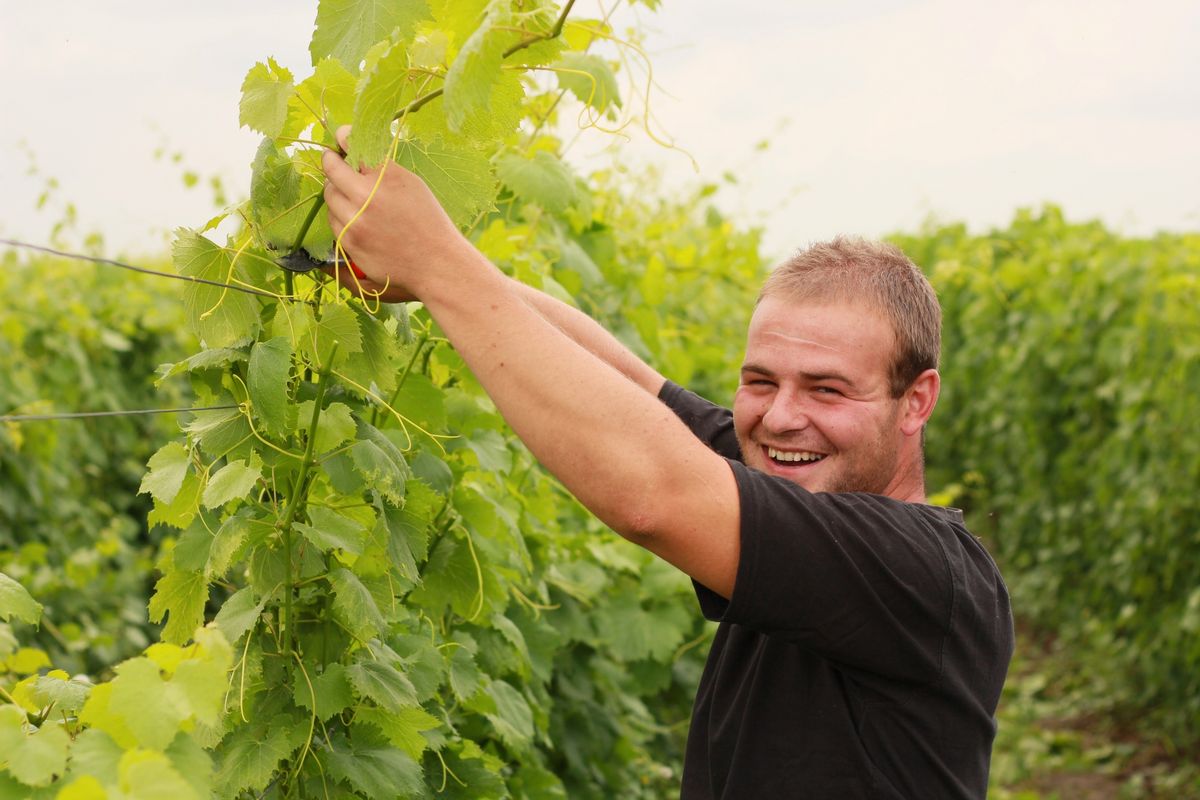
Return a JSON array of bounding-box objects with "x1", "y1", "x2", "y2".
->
[{"x1": 321, "y1": 129, "x2": 738, "y2": 598}]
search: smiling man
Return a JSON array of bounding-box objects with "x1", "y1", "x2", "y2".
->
[{"x1": 322, "y1": 131, "x2": 1014, "y2": 799}]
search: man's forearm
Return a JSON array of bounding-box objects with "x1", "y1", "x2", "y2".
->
[{"x1": 505, "y1": 276, "x2": 666, "y2": 397}]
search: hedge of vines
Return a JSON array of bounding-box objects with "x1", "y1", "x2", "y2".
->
[{"x1": 902, "y1": 206, "x2": 1200, "y2": 743}]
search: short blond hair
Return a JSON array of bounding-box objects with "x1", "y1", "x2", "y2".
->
[{"x1": 759, "y1": 236, "x2": 940, "y2": 397}]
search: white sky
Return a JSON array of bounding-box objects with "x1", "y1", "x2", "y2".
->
[{"x1": 2, "y1": 0, "x2": 1198, "y2": 261}]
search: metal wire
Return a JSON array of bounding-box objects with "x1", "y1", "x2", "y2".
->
[
  {"x1": 0, "y1": 405, "x2": 239, "y2": 423},
  {"x1": 0, "y1": 238, "x2": 278, "y2": 298}
]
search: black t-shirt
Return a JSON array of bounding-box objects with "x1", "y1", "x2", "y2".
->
[{"x1": 660, "y1": 382, "x2": 1014, "y2": 800}]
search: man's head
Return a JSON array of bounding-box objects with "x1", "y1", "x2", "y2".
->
[{"x1": 733, "y1": 237, "x2": 942, "y2": 500}]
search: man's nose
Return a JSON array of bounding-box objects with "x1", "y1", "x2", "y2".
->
[{"x1": 761, "y1": 388, "x2": 810, "y2": 434}]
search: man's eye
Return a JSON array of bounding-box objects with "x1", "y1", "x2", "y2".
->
[{"x1": 815, "y1": 386, "x2": 842, "y2": 396}]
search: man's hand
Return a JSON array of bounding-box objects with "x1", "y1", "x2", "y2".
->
[{"x1": 321, "y1": 125, "x2": 468, "y2": 301}]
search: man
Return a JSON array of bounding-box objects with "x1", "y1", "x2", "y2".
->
[{"x1": 321, "y1": 127, "x2": 1014, "y2": 798}]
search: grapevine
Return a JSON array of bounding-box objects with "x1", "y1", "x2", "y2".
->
[{"x1": 0, "y1": 1, "x2": 740, "y2": 797}]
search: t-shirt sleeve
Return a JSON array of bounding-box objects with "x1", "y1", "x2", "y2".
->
[
  {"x1": 702, "y1": 460, "x2": 956, "y2": 683},
  {"x1": 657, "y1": 380, "x2": 742, "y2": 460}
]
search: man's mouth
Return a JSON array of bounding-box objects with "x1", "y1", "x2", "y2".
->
[{"x1": 765, "y1": 446, "x2": 827, "y2": 465}]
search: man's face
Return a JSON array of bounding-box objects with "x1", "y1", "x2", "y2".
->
[{"x1": 733, "y1": 294, "x2": 908, "y2": 496}]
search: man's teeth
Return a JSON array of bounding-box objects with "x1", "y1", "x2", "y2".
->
[{"x1": 768, "y1": 447, "x2": 825, "y2": 463}]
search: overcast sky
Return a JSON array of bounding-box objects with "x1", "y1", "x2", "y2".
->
[{"x1": 3, "y1": 0, "x2": 1197, "y2": 261}]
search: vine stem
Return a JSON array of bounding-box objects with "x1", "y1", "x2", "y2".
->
[{"x1": 277, "y1": 345, "x2": 338, "y2": 657}]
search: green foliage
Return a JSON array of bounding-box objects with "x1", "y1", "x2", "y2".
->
[
  {"x1": 0, "y1": 253, "x2": 194, "y2": 673},
  {"x1": 2, "y1": 2, "x2": 769, "y2": 797},
  {"x1": 895, "y1": 206, "x2": 1200, "y2": 744}
]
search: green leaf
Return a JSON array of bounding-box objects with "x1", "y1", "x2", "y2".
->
[
  {"x1": 185, "y1": 405, "x2": 252, "y2": 461},
  {"x1": 328, "y1": 567, "x2": 387, "y2": 640},
  {"x1": 155, "y1": 348, "x2": 247, "y2": 384},
  {"x1": 0, "y1": 572, "x2": 42, "y2": 625},
  {"x1": 347, "y1": 39, "x2": 413, "y2": 169},
  {"x1": 310, "y1": 0, "x2": 431, "y2": 69},
  {"x1": 249, "y1": 140, "x2": 304, "y2": 252},
  {"x1": 214, "y1": 720, "x2": 300, "y2": 797},
  {"x1": 394, "y1": 137, "x2": 494, "y2": 229},
  {"x1": 302, "y1": 302, "x2": 362, "y2": 368},
  {"x1": 32, "y1": 673, "x2": 91, "y2": 714},
  {"x1": 207, "y1": 512, "x2": 254, "y2": 578},
  {"x1": 480, "y1": 678, "x2": 534, "y2": 750},
  {"x1": 172, "y1": 229, "x2": 261, "y2": 348},
  {"x1": 247, "y1": 338, "x2": 293, "y2": 440},
  {"x1": 148, "y1": 471, "x2": 204, "y2": 531},
  {"x1": 139, "y1": 441, "x2": 191, "y2": 505},
  {"x1": 108, "y1": 658, "x2": 188, "y2": 751},
  {"x1": 555, "y1": 51, "x2": 621, "y2": 112},
  {"x1": 406, "y1": 70, "x2": 524, "y2": 149},
  {"x1": 352, "y1": 421, "x2": 410, "y2": 505},
  {"x1": 239, "y1": 58, "x2": 294, "y2": 137},
  {"x1": 6, "y1": 722, "x2": 69, "y2": 787},
  {"x1": 442, "y1": 3, "x2": 510, "y2": 133},
  {"x1": 119, "y1": 748, "x2": 202, "y2": 800},
  {"x1": 495, "y1": 150, "x2": 579, "y2": 214},
  {"x1": 592, "y1": 592, "x2": 693, "y2": 662},
  {"x1": 356, "y1": 705, "x2": 439, "y2": 760},
  {"x1": 286, "y1": 57, "x2": 357, "y2": 139},
  {"x1": 339, "y1": 307, "x2": 402, "y2": 398},
  {"x1": 296, "y1": 400, "x2": 356, "y2": 454},
  {"x1": 325, "y1": 740, "x2": 425, "y2": 797},
  {"x1": 295, "y1": 506, "x2": 369, "y2": 555},
  {"x1": 148, "y1": 570, "x2": 209, "y2": 645},
  {"x1": 202, "y1": 457, "x2": 262, "y2": 509},
  {"x1": 293, "y1": 662, "x2": 354, "y2": 721},
  {"x1": 67, "y1": 729, "x2": 124, "y2": 786},
  {"x1": 213, "y1": 587, "x2": 268, "y2": 644},
  {"x1": 0, "y1": 704, "x2": 26, "y2": 754},
  {"x1": 347, "y1": 658, "x2": 419, "y2": 712}
]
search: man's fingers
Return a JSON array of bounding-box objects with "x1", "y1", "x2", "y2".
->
[
  {"x1": 321, "y1": 147, "x2": 370, "y2": 202},
  {"x1": 322, "y1": 180, "x2": 358, "y2": 235},
  {"x1": 336, "y1": 125, "x2": 351, "y2": 153}
]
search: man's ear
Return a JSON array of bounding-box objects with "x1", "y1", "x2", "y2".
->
[{"x1": 900, "y1": 369, "x2": 940, "y2": 436}]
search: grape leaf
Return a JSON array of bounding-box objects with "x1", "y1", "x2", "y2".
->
[
  {"x1": 310, "y1": 0, "x2": 431, "y2": 69},
  {"x1": 248, "y1": 337, "x2": 294, "y2": 439},
  {"x1": 213, "y1": 586, "x2": 268, "y2": 643},
  {"x1": 555, "y1": 51, "x2": 621, "y2": 113},
  {"x1": 405, "y1": 70, "x2": 524, "y2": 149},
  {"x1": 347, "y1": 658, "x2": 418, "y2": 712},
  {"x1": 356, "y1": 705, "x2": 440, "y2": 760},
  {"x1": 139, "y1": 441, "x2": 191, "y2": 505},
  {"x1": 295, "y1": 506, "x2": 368, "y2": 555},
  {"x1": 185, "y1": 406, "x2": 253, "y2": 462},
  {"x1": 249, "y1": 139, "x2": 303, "y2": 250},
  {"x1": 296, "y1": 400, "x2": 356, "y2": 455},
  {"x1": 32, "y1": 672, "x2": 90, "y2": 714},
  {"x1": 108, "y1": 658, "x2": 188, "y2": 751},
  {"x1": 325, "y1": 740, "x2": 425, "y2": 797},
  {"x1": 207, "y1": 512, "x2": 254, "y2": 578},
  {"x1": 0, "y1": 572, "x2": 42, "y2": 625},
  {"x1": 148, "y1": 471, "x2": 204, "y2": 531},
  {"x1": 394, "y1": 137, "x2": 494, "y2": 229},
  {"x1": 202, "y1": 457, "x2": 262, "y2": 509},
  {"x1": 155, "y1": 348, "x2": 247, "y2": 384},
  {"x1": 148, "y1": 569, "x2": 209, "y2": 646},
  {"x1": 592, "y1": 592, "x2": 693, "y2": 662},
  {"x1": 301, "y1": 302, "x2": 362, "y2": 368},
  {"x1": 495, "y1": 150, "x2": 579, "y2": 214},
  {"x1": 214, "y1": 721, "x2": 300, "y2": 797},
  {"x1": 172, "y1": 229, "x2": 261, "y2": 348},
  {"x1": 339, "y1": 307, "x2": 401, "y2": 398},
  {"x1": 118, "y1": 749, "x2": 201, "y2": 800},
  {"x1": 293, "y1": 662, "x2": 354, "y2": 721},
  {"x1": 347, "y1": 38, "x2": 413, "y2": 169},
  {"x1": 329, "y1": 567, "x2": 387, "y2": 641},
  {"x1": 6, "y1": 722, "x2": 69, "y2": 787},
  {"x1": 240, "y1": 58, "x2": 294, "y2": 137},
  {"x1": 286, "y1": 57, "x2": 357, "y2": 140},
  {"x1": 352, "y1": 421, "x2": 409, "y2": 505},
  {"x1": 442, "y1": 2, "x2": 511, "y2": 133},
  {"x1": 479, "y1": 678, "x2": 534, "y2": 751}
]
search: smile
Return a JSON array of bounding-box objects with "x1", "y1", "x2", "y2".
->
[{"x1": 766, "y1": 446, "x2": 826, "y2": 464}]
